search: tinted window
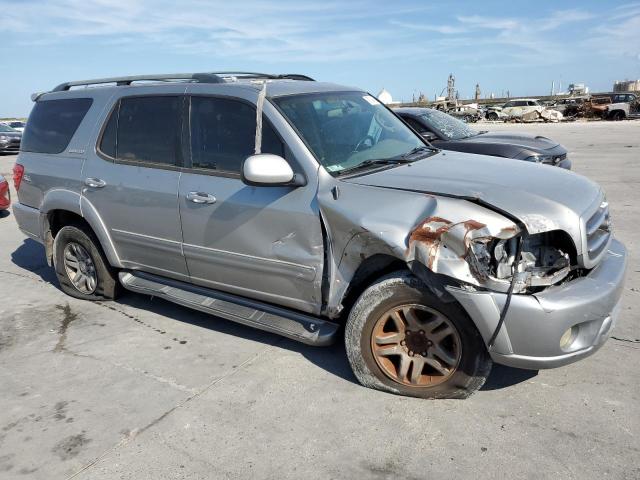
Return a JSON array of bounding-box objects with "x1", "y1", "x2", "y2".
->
[
  {"x1": 21, "y1": 98, "x2": 92, "y2": 154},
  {"x1": 99, "y1": 103, "x2": 118, "y2": 158},
  {"x1": 190, "y1": 97, "x2": 283, "y2": 172},
  {"x1": 116, "y1": 96, "x2": 180, "y2": 165}
]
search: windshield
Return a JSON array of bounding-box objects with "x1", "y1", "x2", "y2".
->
[
  {"x1": 0, "y1": 125, "x2": 16, "y2": 133},
  {"x1": 273, "y1": 92, "x2": 428, "y2": 175},
  {"x1": 419, "y1": 109, "x2": 477, "y2": 140},
  {"x1": 9, "y1": 122, "x2": 24, "y2": 128}
]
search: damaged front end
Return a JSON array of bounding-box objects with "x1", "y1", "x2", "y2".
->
[{"x1": 407, "y1": 216, "x2": 576, "y2": 294}]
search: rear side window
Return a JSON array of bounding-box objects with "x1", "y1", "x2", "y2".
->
[
  {"x1": 190, "y1": 96, "x2": 284, "y2": 173},
  {"x1": 21, "y1": 98, "x2": 93, "y2": 154},
  {"x1": 114, "y1": 96, "x2": 181, "y2": 165}
]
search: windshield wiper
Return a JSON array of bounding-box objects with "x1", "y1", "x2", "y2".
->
[
  {"x1": 392, "y1": 145, "x2": 437, "y2": 160},
  {"x1": 337, "y1": 158, "x2": 412, "y2": 176}
]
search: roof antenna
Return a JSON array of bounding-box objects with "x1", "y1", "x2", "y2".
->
[{"x1": 254, "y1": 82, "x2": 267, "y2": 154}]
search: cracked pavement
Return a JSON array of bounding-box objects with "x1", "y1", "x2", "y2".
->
[{"x1": 0, "y1": 121, "x2": 639, "y2": 479}]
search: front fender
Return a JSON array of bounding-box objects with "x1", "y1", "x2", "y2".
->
[{"x1": 317, "y1": 170, "x2": 520, "y2": 316}]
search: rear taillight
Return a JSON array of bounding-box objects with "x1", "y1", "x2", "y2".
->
[{"x1": 13, "y1": 163, "x2": 24, "y2": 191}]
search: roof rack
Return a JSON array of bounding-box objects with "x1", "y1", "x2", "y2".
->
[
  {"x1": 50, "y1": 71, "x2": 315, "y2": 94},
  {"x1": 52, "y1": 72, "x2": 225, "y2": 92},
  {"x1": 210, "y1": 72, "x2": 315, "y2": 81}
]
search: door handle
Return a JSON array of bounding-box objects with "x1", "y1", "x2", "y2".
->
[
  {"x1": 84, "y1": 177, "x2": 107, "y2": 188},
  {"x1": 187, "y1": 191, "x2": 217, "y2": 204}
]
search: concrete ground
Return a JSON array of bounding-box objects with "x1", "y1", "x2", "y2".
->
[{"x1": 0, "y1": 121, "x2": 638, "y2": 480}]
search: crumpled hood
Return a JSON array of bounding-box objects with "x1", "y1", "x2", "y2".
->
[
  {"x1": 461, "y1": 132, "x2": 559, "y2": 150},
  {"x1": 344, "y1": 150, "x2": 601, "y2": 235}
]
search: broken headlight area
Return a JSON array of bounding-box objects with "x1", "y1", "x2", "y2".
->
[{"x1": 486, "y1": 231, "x2": 576, "y2": 293}]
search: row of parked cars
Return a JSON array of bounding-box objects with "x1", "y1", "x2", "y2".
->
[{"x1": 7, "y1": 71, "x2": 626, "y2": 399}]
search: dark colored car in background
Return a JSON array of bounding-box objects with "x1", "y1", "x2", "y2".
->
[
  {"x1": 395, "y1": 107, "x2": 571, "y2": 169},
  {"x1": 0, "y1": 174, "x2": 10, "y2": 210},
  {"x1": 0, "y1": 124, "x2": 22, "y2": 154}
]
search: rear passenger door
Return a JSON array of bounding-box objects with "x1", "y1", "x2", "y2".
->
[
  {"x1": 82, "y1": 91, "x2": 189, "y2": 280},
  {"x1": 178, "y1": 94, "x2": 325, "y2": 314}
]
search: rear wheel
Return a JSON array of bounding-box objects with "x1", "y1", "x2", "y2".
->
[
  {"x1": 53, "y1": 225, "x2": 121, "y2": 300},
  {"x1": 345, "y1": 271, "x2": 491, "y2": 399}
]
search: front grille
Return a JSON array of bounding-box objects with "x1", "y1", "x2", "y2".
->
[
  {"x1": 586, "y1": 201, "x2": 611, "y2": 260},
  {"x1": 3, "y1": 139, "x2": 20, "y2": 152}
]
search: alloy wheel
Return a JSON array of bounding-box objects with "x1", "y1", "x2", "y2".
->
[
  {"x1": 371, "y1": 304, "x2": 461, "y2": 387},
  {"x1": 63, "y1": 242, "x2": 97, "y2": 294}
]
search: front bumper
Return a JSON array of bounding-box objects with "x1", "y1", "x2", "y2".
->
[
  {"x1": 0, "y1": 140, "x2": 21, "y2": 153},
  {"x1": 448, "y1": 238, "x2": 627, "y2": 369}
]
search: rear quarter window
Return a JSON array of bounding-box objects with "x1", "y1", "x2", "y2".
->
[{"x1": 21, "y1": 98, "x2": 93, "y2": 154}]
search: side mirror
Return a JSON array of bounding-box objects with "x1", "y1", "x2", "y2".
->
[
  {"x1": 241, "y1": 154, "x2": 304, "y2": 187},
  {"x1": 422, "y1": 132, "x2": 438, "y2": 142}
]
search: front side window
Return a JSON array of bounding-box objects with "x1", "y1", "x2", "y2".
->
[
  {"x1": 21, "y1": 98, "x2": 93, "y2": 154},
  {"x1": 190, "y1": 96, "x2": 283, "y2": 173},
  {"x1": 115, "y1": 96, "x2": 181, "y2": 165},
  {"x1": 274, "y1": 92, "x2": 427, "y2": 175}
]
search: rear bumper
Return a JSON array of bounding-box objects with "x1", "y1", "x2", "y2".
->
[
  {"x1": 448, "y1": 238, "x2": 627, "y2": 369},
  {"x1": 13, "y1": 202, "x2": 42, "y2": 241}
]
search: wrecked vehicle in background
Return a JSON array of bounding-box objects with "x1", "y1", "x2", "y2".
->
[
  {"x1": 394, "y1": 107, "x2": 571, "y2": 169},
  {"x1": 484, "y1": 105, "x2": 508, "y2": 121},
  {"x1": 606, "y1": 93, "x2": 639, "y2": 120},
  {"x1": 13, "y1": 72, "x2": 627, "y2": 400},
  {"x1": 502, "y1": 99, "x2": 563, "y2": 123}
]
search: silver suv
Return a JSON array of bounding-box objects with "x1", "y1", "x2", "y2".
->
[{"x1": 13, "y1": 72, "x2": 627, "y2": 399}]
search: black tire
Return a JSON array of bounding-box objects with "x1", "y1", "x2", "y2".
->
[
  {"x1": 53, "y1": 224, "x2": 121, "y2": 300},
  {"x1": 487, "y1": 112, "x2": 499, "y2": 121},
  {"x1": 610, "y1": 110, "x2": 625, "y2": 121},
  {"x1": 345, "y1": 271, "x2": 491, "y2": 399}
]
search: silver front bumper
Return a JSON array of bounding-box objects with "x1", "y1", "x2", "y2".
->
[{"x1": 448, "y1": 238, "x2": 627, "y2": 369}]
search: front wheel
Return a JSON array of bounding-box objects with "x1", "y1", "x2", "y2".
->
[{"x1": 345, "y1": 271, "x2": 492, "y2": 399}]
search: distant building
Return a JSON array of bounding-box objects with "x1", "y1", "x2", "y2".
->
[
  {"x1": 568, "y1": 83, "x2": 589, "y2": 95},
  {"x1": 613, "y1": 80, "x2": 640, "y2": 92}
]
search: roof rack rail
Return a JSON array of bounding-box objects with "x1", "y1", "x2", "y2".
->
[
  {"x1": 52, "y1": 72, "x2": 224, "y2": 92},
  {"x1": 211, "y1": 72, "x2": 315, "y2": 81}
]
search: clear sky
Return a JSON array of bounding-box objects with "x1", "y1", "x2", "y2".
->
[{"x1": 1, "y1": 0, "x2": 639, "y2": 117}]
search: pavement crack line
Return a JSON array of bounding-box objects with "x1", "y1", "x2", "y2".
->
[
  {"x1": 65, "y1": 338, "x2": 283, "y2": 480},
  {"x1": 0, "y1": 269, "x2": 47, "y2": 283}
]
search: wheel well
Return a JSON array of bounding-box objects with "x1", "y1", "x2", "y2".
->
[
  {"x1": 610, "y1": 109, "x2": 625, "y2": 118},
  {"x1": 339, "y1": 254, "x2": 407, "y2": 321},
  {"x1": 44, "y1": 210, "x2": 95, "y2": 266},
  {"x1": 48, "y1": 210, "x2": 90, "y2": 237}
]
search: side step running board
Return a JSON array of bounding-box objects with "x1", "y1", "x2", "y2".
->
[{"x1": 118, "y1": 271, "x2": 339, "y2": 346}]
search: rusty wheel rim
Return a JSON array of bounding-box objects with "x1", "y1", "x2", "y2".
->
[{"x1": 371, "y1": 304, "x2": 461, "y2": 387}]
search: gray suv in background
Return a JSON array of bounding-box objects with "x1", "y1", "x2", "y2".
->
[{"x1": 13, "y1": 72, "x2": 627, "y2": 399}]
